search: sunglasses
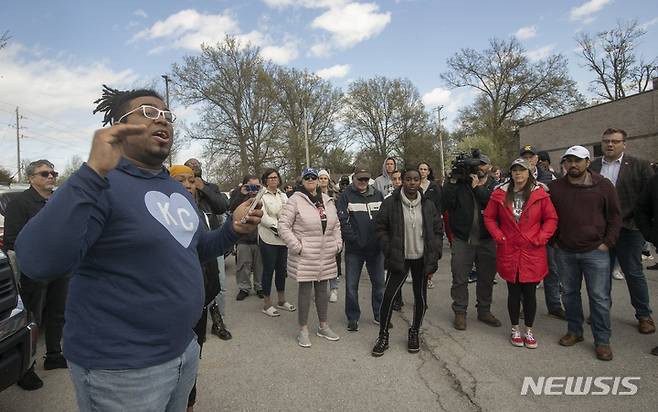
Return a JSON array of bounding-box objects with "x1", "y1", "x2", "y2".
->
[
  {"x1": 357, "y1": 177, "x2": 370, "y2": 182},
  {"x1": 34, "y1": 171, "x2": 59, "y2": 178},
  {"x1": 115, "y1": 105, "x2": 176, "y2": 125},
  {"x1": 303, "y1": 175, "x2": 318, "y2": 181}
]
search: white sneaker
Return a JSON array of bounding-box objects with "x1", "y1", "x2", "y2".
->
[
  {"x1": 329, "y1": 289, "x2": 338, "y2": 303},
  {"x1": 612, "y1": 270, "x2": 624, "y2": 280},
  {"x1": 297, "y1": 330, "x2": 312, "y2": 348},
  {"x1": 317, "y1": 325, "x2": 340, "y2": 341}
]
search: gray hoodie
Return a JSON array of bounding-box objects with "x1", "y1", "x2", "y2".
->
[{"x1": 374, "y1": 157, "x2": 396, "y2": 197}]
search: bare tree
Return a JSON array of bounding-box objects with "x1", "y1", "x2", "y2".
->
[
  {"x1": 275, "y1": 68, "x2": 344, "y2": 177},
  {"x1": 56, "y1": 155, "x2": 84, "y2": 184},
  {"x1": 0, "y1": 31, "x2": 9, "y2": 49},
  {"x1": 576, "y1": 20, "x2": 658, "y2": 101},
  {"x1": 343, "y1": 76, "x2": 428, "y2": 161},
  {"x1": 442, "y1": 37, "x2": 584, "y2": 161},
  {"x1": 172, "y1": 36, "x2": 284, "y2": 177}
]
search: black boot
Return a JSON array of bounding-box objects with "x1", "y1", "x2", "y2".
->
[
  {"x1": 209, "y1": 303, "x2": 232, "y2": 340},
  {"x1": 408, "y1": 328, "x2": 420, "y2": 353},
  {"x1": 371, "y1": 333, "x2": 389, "y2": 357},
  {"x1": 17, "y1": 364, "x2": 43, "y2": 391}
]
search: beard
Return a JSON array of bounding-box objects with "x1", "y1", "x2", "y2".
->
[{"x1": 567, "y1": 168, "x2": 585, "y2": 178}]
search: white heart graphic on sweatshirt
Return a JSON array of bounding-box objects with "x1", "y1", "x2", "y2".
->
[{"x1": 144, "y1": 191, "x2": 199, "y2": 248}]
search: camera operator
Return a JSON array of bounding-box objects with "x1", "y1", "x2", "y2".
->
[{"x1": 443, "y1": 151, "x2": 501, "y2": 330}]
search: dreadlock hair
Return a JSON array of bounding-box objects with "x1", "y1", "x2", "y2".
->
[{"x1": 93, "y1": 84, "x2": 163, "y2": 126}]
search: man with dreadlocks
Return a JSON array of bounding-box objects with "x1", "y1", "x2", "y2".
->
[{"x1": 14, "y1": 85, "x2": 262, "y2": 412}]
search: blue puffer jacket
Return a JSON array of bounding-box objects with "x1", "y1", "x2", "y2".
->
[{"x1": 336, "y1": 185, "x2": 384, "y2": 256}]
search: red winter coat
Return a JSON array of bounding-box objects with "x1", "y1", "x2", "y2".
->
[{"x1": 483, "y1": 183, "x2": 558, "y2": 283}]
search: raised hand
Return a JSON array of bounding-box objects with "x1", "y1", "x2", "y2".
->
[{"x1": 87, "y1": 124, "x2": 146, "y2": 177}]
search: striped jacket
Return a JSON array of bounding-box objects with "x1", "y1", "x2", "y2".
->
[{"x1": 336, "y1": 184, "x2": 384, "y2": 255}]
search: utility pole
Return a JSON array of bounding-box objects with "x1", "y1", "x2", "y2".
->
[
  {"x1": 436, "y1": 105, "x2": 446, "y2": 181},
  {"x1": 15, "y1": 107, "x2": 21, "y2": 182},
  {"x1": 302, "y1": 101, "x2": 310, "y2": 168},
  {"x1": 161, "y1": 74, "x2": 172, "y2": 167}
]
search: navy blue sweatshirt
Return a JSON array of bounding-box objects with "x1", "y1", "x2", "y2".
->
[{"x1": 15, "y1": 159, "x2": 238, "y2": 369}]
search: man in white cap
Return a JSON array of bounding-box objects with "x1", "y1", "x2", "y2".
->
[{"x1": 548, "y1": 145, "x2": 621, "y2": 361}]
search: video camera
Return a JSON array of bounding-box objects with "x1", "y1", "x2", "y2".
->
[{"x1": 450, "y1": 148, "x2": 482, "y2": 184}]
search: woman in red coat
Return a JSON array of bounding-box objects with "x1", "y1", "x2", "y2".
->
[{"x1": 484, "y1": 158, "x2": 558, "y2": 349}]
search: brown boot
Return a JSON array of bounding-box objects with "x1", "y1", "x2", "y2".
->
[
  {"x1": 595, "y1": 344, "x2": 613, "y2": 361},
  {"x1": 454, "y1": 312, "x2": 466, "y2": 330},
  {"x1": 638, "y1": 317, "x2": 656, "y2": 334},
  {"x1": 558, "y1": 332, "x2": 584, "y2": 346},
  {"x1": 477, "y1": 312, "x2": 502, "y2": 327}
]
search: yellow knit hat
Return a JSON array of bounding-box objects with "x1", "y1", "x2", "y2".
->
[{"x1": 168, "y1": 165, "x2": 194, "y2": 177}]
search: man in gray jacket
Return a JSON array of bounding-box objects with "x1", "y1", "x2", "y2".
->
[{"x1": 374, "y1": 157, "x2": 397, "y2": 198}]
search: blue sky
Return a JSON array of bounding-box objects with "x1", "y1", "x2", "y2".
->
[{"x1": 1, "y1": 0, "x2": 657, "y2": 176}]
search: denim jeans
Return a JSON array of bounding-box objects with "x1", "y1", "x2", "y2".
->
[
  {"x1": 344, "y1": 252, "x2": 385, "y2": 322},
  {"x1": 212, "y1": 255, "x2": 227, "y2": 316},
  {"x1": 259, "y1": 241, "x2": 288, "y2": 296},
  {"x1": 555, "y1": 247, "x2": 611, "y2": 345},
  {"x1": 543, "y1": 245, "x2": 563, "y2": 311},
  {"x1": 69, "y1": 338, "x2": 200, "y2": 412},
  {"x1": 609, "y1": 228, "x2": 653, "y2": 319}
]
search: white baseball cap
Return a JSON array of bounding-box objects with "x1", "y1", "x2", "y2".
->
[{"x1": 562, "y1": 145, "x2": 590, "y2": 160}]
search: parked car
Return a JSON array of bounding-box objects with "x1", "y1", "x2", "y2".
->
[
  {"x1": 0, "y1": 188, "x2": 24, "y2": 250},
  {"x1": 0, "y1": 249, "x2": 38, "y2": 392}
]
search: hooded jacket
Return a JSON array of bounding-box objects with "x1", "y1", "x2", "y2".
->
[
  {"x1": 483, "y1": 183, "x2": 558, "y2": 283},
  {"x1": 374, "y1": 157, "x2": 396, "y2": 197},
  {"x1": 375, "y1": 188, "x2": 443, "y2": 275},
  {"x1": 336, "y1": 184, "x2": 383, "y2": 255}
]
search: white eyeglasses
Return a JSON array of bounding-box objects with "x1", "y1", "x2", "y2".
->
[{"x1": 114, "y1": 105, "x2": 176, "y2": 125}]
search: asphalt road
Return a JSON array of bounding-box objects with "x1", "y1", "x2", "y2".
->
[{"x1": 1, "y1": 246, "x2": 657, "y2": 412}]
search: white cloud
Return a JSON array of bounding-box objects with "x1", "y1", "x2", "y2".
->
[
  {"x1": 316, "y1": 64, "x2": 351, "y2": 79},
  {"x1": 514, "y1": 25, "x2": 537, "y2": 40},
  {"x1": 640, "y1": 17, "x2": 658, "y2": 30},
  {"x1": 261, "y1": 42, "x2": 299, "y2": 64},
  {"x1": 422, "y1": 87, "x2": 451, "y2": 107},
  {"x1": 524, "y1": 44, "x2": 555, "y2": 61},
  {"x1": 132, "y1": 9, "x2": 240, "y2": 51},
  {"x1": 263, "y1": 1, "x2": 391, "y2": 56},
  {"x1": 0, "y1": 44, "x2": 140, "y2": 174},
  {"x1": 569, "y1": 0, "x2": 612, "y2": 23},
  {"x1": 311, "y1": 2, "x2": 391, "y2": 50},
  {"x1": 133, "y1": 9, "x2": 148, "y2": 19}
]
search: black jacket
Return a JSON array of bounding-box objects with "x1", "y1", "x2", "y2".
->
[
  {"x1": 229, "y1": 187, "x2": 258, "y2": 244},
  {"x1": 375, "y1": 188, "x2": 443, "y2": 275},
  {"x1": 442, "y1": 176, "x2": 496, "y2": 242},
  {"x1": 336, "y1": 185, "x2": 384, "y2": 255},
  {"x1": 535, "y1": 165, "x2": 554, "y2": 185},
  {"x1": 2, "y1": 186, "x2": 49, "y2": 251},
  {"x1": 198, "y1": 180, "x2": 228, "y2": 223},
  {"x1": 421, "y1": 180, "x2": 443, "y2": 215},
  {"x1": 591, "y1": 154, "x2": 654, "y2": 230},
  {"x1": 636, "y1": 174, "x2": 658, "y2": 246}
]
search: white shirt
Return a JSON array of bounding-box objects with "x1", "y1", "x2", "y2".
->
[{"x1": 600, "y1": 153, "x2": 624, "y2": 186}]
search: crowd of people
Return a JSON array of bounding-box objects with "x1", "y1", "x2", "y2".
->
[{"x1": 1, "y1": 85, "x2": 657, "y2": 412}]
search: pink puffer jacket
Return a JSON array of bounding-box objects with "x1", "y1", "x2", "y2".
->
[{"x1": 278, "y1": 191, "x2": 343, "y2": 282}]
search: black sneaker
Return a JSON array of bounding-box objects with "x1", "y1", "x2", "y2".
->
[
  {"x1": 256, "y1": 289, "x2": 265, "y2": 299},
  {"x1": 17, "y1": 366, "x2": 43, "y2": 391},
  {"x1": 236, "y1": 290, "x2": 249, "y2": 301},
  {"x1": 371, "y1": 335, "x2": 389, "y2": 357},
  {"x1": 347, "y1": 320, "x2": 359, "y2": 331},
  {"x1": 468, "y1": 271, "x2": 478, "y2": 283},
  {"x1": 44, "y1": 352, "x2": 68, "y2": 370},
  {"x1": 408, "y1": 328, "x2": 420, "y2": 353}
]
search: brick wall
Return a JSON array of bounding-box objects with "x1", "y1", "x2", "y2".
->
[{"x1": 519, "y1": 89, "x2": 658, "y2": 165}]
